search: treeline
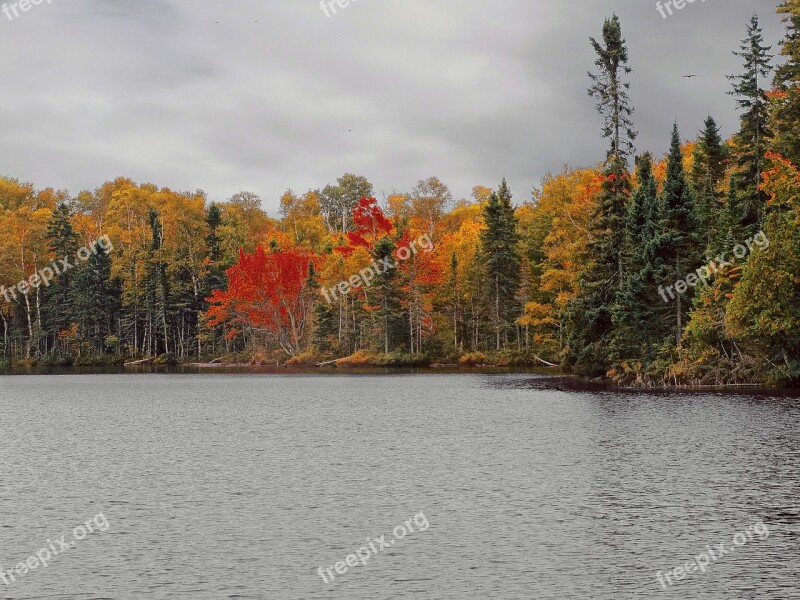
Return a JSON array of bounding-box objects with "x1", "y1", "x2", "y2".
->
[{"x1": 1, "y1": 1, "x2": 799, "y2": 384}]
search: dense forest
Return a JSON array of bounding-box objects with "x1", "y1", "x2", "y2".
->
[{"x1": 1, "y1": 1, "x2": 799, "y2": 385}]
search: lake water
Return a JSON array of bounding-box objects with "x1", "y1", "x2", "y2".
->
[{"x1": 0, "y1": 373, "x2": 798, "y2": 599}]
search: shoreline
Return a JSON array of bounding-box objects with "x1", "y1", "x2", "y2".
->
[{"x1": 1, "y1": 362, "x2": 798, "y2": 394}]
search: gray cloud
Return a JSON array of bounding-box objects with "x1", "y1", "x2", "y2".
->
[{"x1": 0, "y1": 0, "x2": 785, "y2": 213}]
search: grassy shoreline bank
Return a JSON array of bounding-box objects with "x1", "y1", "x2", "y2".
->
[{"x1": 2, "y1": 358, "x2": 799, "y2": 394}]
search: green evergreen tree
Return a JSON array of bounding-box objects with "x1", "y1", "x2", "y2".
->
[
  {"x1": 144, "y1": 209, "x2": 171, "y2": 356},
  {"x1": 588, "y1": 14, "x2": 638, "y2": 161},
  {"x1": 565, "y1": 157, "x2": 631, "y2": 377},
  {"x1": 661, "y1": 123, "x2": 699, "y2": 348},
  {"x1": 204, "y1": 203, "x2": 228, "y2": 293},
  {"x1": 690, "y1": 116, "x2": 730, "y2": 254},
  {"x1": 307, "y1": 261, "x2": 337, "y2": 355},
  {"x1": 771, "y1": 0, "x2": 800, "y2": 165},
  {"x1": 447, "y1": 251, "x2": 460, "y2": 353},
  {"x1": 479, "y1": 179, "x2": 521, "y2": 350},
  {"x1": 566, "y1": 14, "x2": 637, "y2": 377},
  {"x1": 73, "y1": 243, "x2": 122, "y2": 355},
  {"x1": 610, "y1": 153, "x2": 669, "y2": 379},
  {"x1": 41, "y1": 202, "x2": 79, "y2": 354},
  {"x1": 372, "y1": 236, "x2": 405, "y2": 354},
  {"x1": 727, "y1": 14, "x2": 774, "y2": 233}
]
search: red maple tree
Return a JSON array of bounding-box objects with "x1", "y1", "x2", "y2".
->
[
  {"x1": 207, "y1": 246, "x2": 318, "y2": 356},
  {"x1": 338, "y1": 197, "x2": 393, "y2": 255}
]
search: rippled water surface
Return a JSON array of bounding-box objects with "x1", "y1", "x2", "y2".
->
[{"x1": 1, "y1": 373, "x2": 799, "y2": 599}]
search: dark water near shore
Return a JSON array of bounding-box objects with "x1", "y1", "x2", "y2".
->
[{"x1": 0, "y1": 373, "x2": 798, "y2": 599}]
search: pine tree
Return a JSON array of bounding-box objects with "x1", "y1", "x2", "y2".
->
[
  {"x1": 690, "y1": 116, "x2": 729, "y2": 253},
  {"x1": 565, "y1": 157, "x2": 631, "y2": 376},
  {"x1": 448, "y1": 251, "x2": 459, "y2": 353},
  {"x1": 771, "y1": 0, "x2": 800, "y2": 165},
  {"x1": 566, "y1": 14, "x2": 637, "y2": 377},
  {"x1": 144, "y1": 209, "x2": 171, "y2": 357},
  {"x1": 661, "y1": 123, "x2": 699, "y2": 348},
  {"x1": 193, "y1": 203, "x2": 228, "y2": 358},
  {"x1": 479, "y1": 179, "x2": 521, "y2": 350},
  {"x1": 73, "y1": 243, "x2": 122, "y2": 355},
  {"x1": 41, "y1": 202, "x2": 79, "y2": 354},
  {"x1": 307, "y1": 261, "x2": 337, "y2": 355},
  {"x1": 728, "y1": 14, "x2": 774, "y2": 233},
  {"x1": 588, "y1": 13, "x2": 638, "y2": 162},
  {"x1": 204, "y1": 203, "x2": 227, "y2": 293},
  {"x1": 371, "y1": 236, "x2": 405, "y2": 354},
  {"x1": 610, "y1": 153, "x2": 669, "y2": 379}
]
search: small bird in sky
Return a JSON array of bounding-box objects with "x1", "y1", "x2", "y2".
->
[{"x1": 684, "y1": 74, "x2": 697, "y2": 78}]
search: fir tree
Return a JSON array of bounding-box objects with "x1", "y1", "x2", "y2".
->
[
  {"x1": 204, "y1": 203, "x2": 227, "y2": 293},
  {"x1": 307, "y1": 261, "x2": 337, "y2": 355},
  {"x1": 690, "y1": 116, "x2": 729, "y2": 254},
  {"x1": 371, "y1": 236, "x2": 405, "y2": 354},
  {"x1": 448, "y1": 251, "x2": 459, "y2": 353},
  {"x1": 41, "y1": 203, "x2": 79, "y2": 354},
  {"x1": 566, "y1": 14, "x2": 637, "y2": 377},
  {"x1": 661, "y1": 123, "x2": 699, "y2": 347},
  {"x1": 727, "y1": 14, "x2": 774, "y2": 233},
  {"x1": 771, "y1": 0, "x2": 800, "y2": 165},
  {"x1": 479, "y1": 179, "x2": 521, "y2": 350},
  {"x1": 73, "y1": 243, "x2": 122, "y2": 355},
  {"x1": 610, "y1": 153, "x2": 669, "y2": 378},
  {"x1": 565, "y1": 157, "x2": 631, "y2": 377},
  {"x1": 144, "y1": 209, "x2": 171, "y2": 356},
  {"x1": 195, "y1": 203, "x2": 228, "y2": 358},
  {"x1": 588, "y1": 14, "x2": 638, "y2": 162}
]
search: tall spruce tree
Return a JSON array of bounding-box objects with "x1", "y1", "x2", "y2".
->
[
  {"x1": 611, "y1": 153, "x2": 669, "y2": 378},
  {"x1": 566, "y1": 14, "x2": 636, "y2": 377},
  {"x1": 728, "y1": 14, "x2": 774, "y2": 234},
  {"x1": 691, "y1": 116, "x2": 729, "y2": 254},
  {"x1": 448, "y1": 251, "x2": 460, "y2": 353},
  {"x1": 479, "y1": 179, "x2": 521, "y2": 350},
  {"x1": 661, "y1": 123, "x2": 699, "y2": 348},
  {"x1": 587, "y1": 14, "x2": 638, "y2": 162},
  {"x1": 144, "y1": 209, "x2": 171, "y2": 356},
  {"x1": 771, "y1": 0, "x2": 800, "y2": 165},
  {"x1": 73, "y1": 243, "x2": 121, "y2": 355},
  {"x1": 565, "y1": 158, "x2": 632, "y2": 376},
  {"x1": 372, "y1": 236, "x2": 405, "y2": 354},
  {"x1": 204, "y1": 203, "x2": 227, "y2": 294},
  {"x1": 307, "y1": 261, "x2": 337, "y2": 355},
  {"x1": 41, "y1": 202, "x2": 79, "y2": 354}
]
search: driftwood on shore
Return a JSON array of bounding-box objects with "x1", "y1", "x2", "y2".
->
[
  {"x1": 534, "y1": 356, "x2": 559, "y2": 367},
  {"x1": 124, "y1": 358, "x2": 152, "y2": 366},
  {"x1": 316, "y1": 359, "x2": 339, "y2": 367}
]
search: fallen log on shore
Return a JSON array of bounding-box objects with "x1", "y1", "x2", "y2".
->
[
  {"x1": 534, "y1": 356, "x2": 559, "y2": 367},
  {"x1": 124, "y1": 358, "x2": 153, "y2": 366}
]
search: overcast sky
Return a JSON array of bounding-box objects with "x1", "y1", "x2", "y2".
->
[{"x1": 0, "y1": 0, "x2": 785, "y2": 214}]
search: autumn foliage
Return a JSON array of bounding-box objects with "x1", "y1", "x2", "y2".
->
[
  {"x1": 207, "y1": 246, "x2": 317, "y2": 356},
  {"x1": 1, "y1": 1, "x2": 799, "y2": 383}
]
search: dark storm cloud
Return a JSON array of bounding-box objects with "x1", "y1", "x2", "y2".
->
[{"x1": 0, "y1": 0, "x2": 785, "y2": 213}]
